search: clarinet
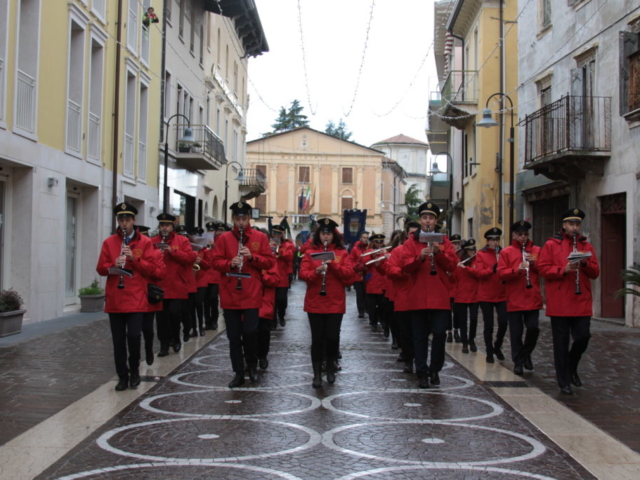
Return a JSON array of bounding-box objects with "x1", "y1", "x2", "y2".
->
[
  {"x1": 117, "y1": 229, "x2": 130, "y2": 289},
  {"x1": 573, "y1": 234, "x2": 581, "y2": 295},
  {"x1": 236, "y1": 227, "x2": 244, "y2": 290},
  {"x1": 427, "y1": 226, "x2": 437, "y2": 276},
  {"x1": 319, "y1": 240, "x2": 328, "y2": 296},
  {"x1": 522, "y1": 240, "x2": 532, "y2": 289}
]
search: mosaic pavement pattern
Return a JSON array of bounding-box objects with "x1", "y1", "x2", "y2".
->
[{"x1": 39, "y1": 283, "x2": 594, "y2": 479}]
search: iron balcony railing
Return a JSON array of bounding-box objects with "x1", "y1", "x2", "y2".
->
[
  {"x1": 174, "y1": 124, "x2": 226, "y2": 165},
  {"x1": 66, "y1": 99, "x2": 82, "y2": 153},
  {"x1": 16, "y1": 69, "x2": 36, "y2": 132},
  {"x1": 88, "y1": 111, "x2": 101, "y2": 160},
  {"x1": 138, "y1": 140, "x2": 147, "y2": 180},
  {"x1": 523, "y1": 95, "x2": 612, "y2": 164},
  {"x1": 441, "y1": 70, "x2": 478, "y2": 104},
  {"x1": 124, "y1": 133, "x2": 134, "y2": 175},
  {"x1": 141, "y1": 26, "x2": 150, "y2": 65},
  {"x1": 240, "y1": 168, "x2": 267, "y2": 189}
]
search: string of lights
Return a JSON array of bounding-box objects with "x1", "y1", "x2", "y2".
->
[{"x1": 297, "y1": 0, "x2": 317, "y2": 115}]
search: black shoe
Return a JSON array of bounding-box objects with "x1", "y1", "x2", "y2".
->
[
  {"x1": 158, "y1": 349, "x2": 169, "y2": 358},
  {"x1": 358, "y1": 313, "x2": 364, "y2": 318},
  {"x1": 396, "y1": 354, "x2": 405, "y2": 362},
  {"x1": 279, "y1": 317, "x2": 286, "y2": 327},
  {"x1": 115, "y1": 376, "x2": 129, "y2": 391},
  {"x1": 560, "y1": 386, "x2": 574, "y2": 395},
  {"x1": 371, "y1": 324, "x2": 377, "y2": 333},
  {"x1": 326, "y1": 361, "x2": 336, "y2": 384},
  {"x1": 446, "y1": 332, "x2": 453, "y2": 343},
  {"x1": 461, "y1": 344, "x2": 469, "y2": 354},
  {"x1": 228, "y1": 373, "x2": 245, "y2": 388},
  {"x1": 430, "y1": 372, "x2": 440, "y2": 386},
  {"x1": 403, "y1": 362, "x2": 413, "y2": 374},
  {"x1": 204, "y1": 324, "x2": 214, "y2": 331},
  {"x1": 418, "y1": 376, "x2": 430, "y2": 389},
  {"x1": 391, "y1": 342, "x2": 398, "y2": 350},
  {"x1": 183, "y1": 332, "x2": 190, "y2": 343},
  {"x1": 486, "y1": 355, "x2": 495, "y2": 364},
  {"x1": 189, "y1": 329, "x2": 197, "y2": 338},
  {"x1": 129, "y1": 370, "x2": 141, "y2": 388},
  {"x1": 524, "y1": 355, "x2": 533, "y2": 371},
  {"x1": 259, "y1": 357, "x2": 269, "y2": 370},
  {"x1": 454, "y1": 330, "x2": 461, "y2": 343},
  {"x1": 173, "y1": 342, "x2": 182, "y2": 353},
  {"x1": 334, "y1": 360, "x2": 342, "y2": 371},
  {"x1": 514, "y1": 365, "x2": 524, "y2": 376},
  {"x1": 312, "y1": 362, "x2": 322, "y2": 388},
  {"x1": 494, "y1": 345, "x2": 505, "y2": 361},
  {"x1": 338, "y1": 351, "x2": 342, "y2": 359},
  {"x1": 146, "y1": 349, "x2": 154, "y2": 366},
  {"x1": 469, "y1": 339, "x2": 477, "y2": 352},
  {"x1": 211, "y1": 323, "x2": 218, "y2": 330},
  {"x1": 249, "y1": 364, "x2": 258, "y2": 382},
  {"x1": 571, "y1": 372, "x2": 582, "y2": 387},
  {"x1": 199, "y1": 330, "x2": 205, "y2": 337},
  {"x1": 383, "y1": 325, "x2": 390, "y2": 338}
]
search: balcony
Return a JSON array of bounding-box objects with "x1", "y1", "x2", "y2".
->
[
  {"x1": 437, "y1": 70, "x2": 478, "y2": 129},
  {"x1": 522, "y1": 95, "x2": 611, "y2": 181},
  {"x1": 174, "y1": 124, "x2": 226, "y2": 171},
  {"x1": 426, "y1": 91, "x2": 450, "y2": 153},
  {"x1": 238, "y1": 168, "x2": 266, "y2": 200}
]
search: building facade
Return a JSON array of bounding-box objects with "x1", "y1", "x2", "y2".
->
[{"x1": 517, "y1": 0, "x2": 639, "y2": 325}]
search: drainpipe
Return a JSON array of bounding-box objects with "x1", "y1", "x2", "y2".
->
[
  {"x1": 159, "y1": 0, "x2": 168, "y2": 213},
  {"x1": 111, "y1": 0, "x2": 123, "y2": 234},
  {"x1": 498, "y1": 0, "x2": 505, "y2": 227}
]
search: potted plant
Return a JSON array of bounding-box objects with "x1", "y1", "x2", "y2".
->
[
  {"x1": 0, "y1": 289, "x2": 26, "y2": 337},
  {"x1": 78, "y1": 279, "x2": 105, "y2": 312},
  {"x1": 178, "y1": 142, "x2": 192, "y2": 153}
]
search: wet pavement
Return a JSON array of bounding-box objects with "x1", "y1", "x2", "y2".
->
[{"x1": 21, "y1": 282, "x2": 597, "y2": 479}]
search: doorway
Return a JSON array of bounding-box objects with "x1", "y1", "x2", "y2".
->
[
  {"x1": 65, "y1": 193, "x2": 80, "y2": 305},
  {"x1": 600, "y1": 194, "x2": 626, "y2": 318}
]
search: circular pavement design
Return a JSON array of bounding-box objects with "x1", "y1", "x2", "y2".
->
[
  {"x1": 192, "y1": 351, "x2": 310, "y2": 370},
  {"x1": 96, "y1": 418, "x2": 321, "y2": 464},
  {"x1": 170, "y1": 369, "x2": 313, "y2": 390},
  {"x1": 323, "y1": 421, "x2": 546, "y2": 467},
  {"x1": 327, "y1": 371, "x2": 474, "y2": 391},
  {"x1": 335, "y1": 464, "x2": 557, "y2": 480}
]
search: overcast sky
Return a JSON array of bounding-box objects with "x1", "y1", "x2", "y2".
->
[{"x1": 247, "y1": 0, "x2": 438, "y2": 148}]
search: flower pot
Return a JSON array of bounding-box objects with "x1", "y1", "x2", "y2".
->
[
  {"x1": 0, "y1": 309, "x2": 26, "y2": 337},
  {"x1": 79, "y1": 294, "x2": 105, "y2": 312},
  {"x1": 178, "y1": 145, "x2": 191, "y2": 153}
]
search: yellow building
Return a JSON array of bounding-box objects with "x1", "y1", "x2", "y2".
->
[
  {"x1": 0, "y1": 0, "x2": 162, "y2": 321},
  {"x1": 428, "y1": 0, "x2": 518, "y2": 241},
  {"x1": 246, "y1": 127, "x2": 403, "y2": 237}
]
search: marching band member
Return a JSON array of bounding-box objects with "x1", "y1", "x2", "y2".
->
[
  {"x1": 257, "y1": 232, "x2": 280, "y2": 370},
  {"x1": 398, "y1": 202, "x2": 458, "y2": 389},
  {"x1": 96, "y1": 203, "x2": 165, "y2": 391},
  {"x1": 447, "y1": 234, "x2": 463, "y2": 343},
  {"x1": 299, "y1": 218, "x2": 354, "y2": 388},
  {"x1": 211, "y1": 201, "x2": 275, "y2": 388},
  {"x1": 270, "y1": 224, "x2": 294, "y2": 327},
  {"x1": 381, "y1": 230, "x2": 403, "y2": 349},
  {"x1": 498, "y1": 221, "x2": 542, "y2": 375},
  {"x1": 538, "y1": 208, "x2": 600, "y2": 395},
  {"x1": 150, "y1": 215, "x2": 196, "y2": 357},
  {"x1": 452, "y1": 239, "x2": 480, "y2": 354},
  {"x1": 476, "y1": 227, "x2": 508, "y2": 363},
  {"x1": 192, "y1": 227, "x2": 212, "y2": 337},
  {"x1": 349, "y1": 231, "x2": 370, "y2": 318},
  {"x1": 204, "y1": 222, "x2": 226, "y2": 331},
  {"x1": 176, "y1": 225, "x2": 198, "y2": 344},
  {"x1": 364, "y1": 233, "x2": 388, "y2": 333}
]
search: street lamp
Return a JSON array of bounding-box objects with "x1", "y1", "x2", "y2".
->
[
  {"x1": 224, "y1": 160, "x2": 246, "y2": 224},
  {"x1": 477, "y1": 92, "x2": 515, "y2": 229},
  {"x1": 163, "y1": 113, "x2": 197, "y2": 213},
  {"x1": 429, "y1": 152, "x2": 454, "y2": 233}
]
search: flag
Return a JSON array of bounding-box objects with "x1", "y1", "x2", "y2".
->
[
  {"x1": 298, "y1": 188, "x2": 305, "y2": 210},
  {"x1": 306, "y1": 185, "x2": 316, "y2": 212},
  {"x1": 267, "y1": 216, "x2": 273, "y2": 235},
  {"x1": 302, "y1": 184, "x2": 311, "y2": 212},
  {"x1": 280, "y1": 216, "x2": 292, "y2": 239}
]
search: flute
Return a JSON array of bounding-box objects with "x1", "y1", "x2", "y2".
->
[
  {"x1": 236, "y1": 227, "x2": 244, "y2": 290},
  {"x1": 522, "y1": 240, "x2": 532, "y2": 289},
  {"x1": 319, "y1": 240, "x2": 328, "y2": 296},
  {"x1": 360, "y1": 245, "x2": 392, "y2": 257},
  {"x1": 365, "y1": 255, "x2": 388, "y2": 266},
  {"x1": 460, "y1": 253, "x2": 477, "y2": 264},
  {"x1": 573, "y1": 234, "x2": 581, "y2": 295}
]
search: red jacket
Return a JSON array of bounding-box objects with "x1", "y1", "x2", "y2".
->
[
  {"x1": 195, "y1": 248, "x2": 212, "y2": 288},
  {"x1": 384, "y1": 245, "x2": 412, "y2": 311},
  {"x1": 300, "y1": 243, "x2": 353, "y2": 314},
  {"x1": 538, "y1": 232, "x2": 600, "y2": 317},
  {"x1": 300, "y1": 238, "x2": 314, "y2": 255},
  {"x1": 498, "y1": 239, "x2": 543, "y2": 312},
  {"x1": 475, "y1": 246, "x2": 507, "y2": 302},
  {"x1": 349, "y1": 242, "x2": 370, "y2": 282},
  {"x1": 364, "y1": 255, "x2": 387, "y2": 294},
  {"x1": 451, "y1": 258, "x2": 479, "y2": 304},
  {"x1": 275, "y1": 239, "x2": 294, "y2": 287},
  {"x1": 96, "y1": 229, "x2": 166, "y2": 313},
  {"x1": 259, "y1": 262, "x2": 280, "y2": 319},
  {"x1": 211, "y1": 225, "x2": 275, "y2": 309},
  {"x1": 397, "y1": 233, "x2": 458, "y2": 311},
  {"x1": 149, "y1": 233, "x2": 196, "y2": 299}
]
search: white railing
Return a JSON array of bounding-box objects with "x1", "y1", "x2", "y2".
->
[
  {"x1": 127, "y1": 5, "x2": 138, "y2": 52},
  {"x1": 88, "y1": 111, "x2": 101, "y2": 160},
  {"x1": 137, "y1": 140, "x2": 146, "y2": 180},
  {"x1": 124, "y1": 133, "x2": 134, "y2": 175},
  {"x1": 0, "y1": 58, "x2": 4, "y2": 121},
  {"x1": 92, "y1": 0, "x2": 106, "y2": 19},
  {"x1": 16, "y1": 69, "x2": 36, "y2": 132},
  {"x1": 141, "y1": 27, "x2": 150, "y2": 64},
  {"x1": 66, "y1": 99, "x2": 82, "y2": 153}
]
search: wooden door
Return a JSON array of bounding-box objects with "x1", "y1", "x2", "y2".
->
[{"x1": 601, "y1": 213, "x2": 625, "y2": 318}]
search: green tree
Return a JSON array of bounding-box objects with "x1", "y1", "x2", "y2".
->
[
  {"x1": 404, "y1": 184, "x2": 423, "y2": 221},
  {"x1": 265, "y1": 100, "x2": 310, "y2": 136},
  {"x1": 325, "y1": 119, "x2": 353, "y2": 141},
  {"x1": 616, "y1": 264, "x2": 640, "y2": 299}
]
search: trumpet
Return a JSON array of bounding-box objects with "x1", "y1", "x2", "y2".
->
[
  {"x1": 320, "y1": 240, "x2": 328, "y2": 296},
  {"x1": 236, "y1": 227, "x2": 244, "y2": 290},
  {"x1": 360, "y1": 245, "x2": 392, "y2": 257},
  {"x1": 193, "y1": 261, "x2": 201, "y2": 272},
  {"x1": 573, "y1": 234, "x2": 581, "y2": 295},
  {"x1": 522, "y1": 240, "x2": 532, "y2": 289}
]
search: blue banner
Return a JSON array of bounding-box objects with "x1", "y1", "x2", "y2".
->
[{"x1": 342, "y1": 209, "x2": 367, "y2": 248}]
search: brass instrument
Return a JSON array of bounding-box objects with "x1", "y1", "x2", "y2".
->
[
  {"x1": 193, "y1": 260, "x2": 201, "y2": 272},
  {"x1": 320, "y1": 240, "x2": 328, "y2": 296},
  {"x1": 573, "y1": 234, "x2": 581, "y2": 295},
  {"x1": 365, "y1": 255, "x2": 388, "y2": 266},
  {"x1": 360, "y1": 245, "x2": 392, "y2": 257},
  {"x1": 236, "y1": 227, "x2": 244, "y2": 290},
  {"x1": 522, "y1": 240, "x2": 532, "y2": 289},
  {"x1": 427, "y1": 226, "x2": 437, "y2": 276},
  {"x1": 460, "y1": 253, "x2": 477, "y2": 265}
]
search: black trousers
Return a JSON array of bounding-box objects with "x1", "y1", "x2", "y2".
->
[
  {"x1": 508, "y1": 310, "x2": 540, "y2": 366},
  {"x1": 156, "y1": 298, "x2": 184, "y2": 348},
  {"x1": 354, "y1": 281, "x2": 366, "y2": 316},
  {"x1": 142, "y1": 312, "x2": 155, "y2": 357},
  {"x1": 397, "y1": 310, "x2": 414, "y2": 360},
  {"x1": 185, "y1": 292, "x2": 196, "y2": 332},
  {"x1": 550, "y1": 316, "x2": 591, "y2": 388},
  {"x1": 365, "y1": 293, "x2": 386, "y2": 327},
  {"x1": 480, "y1": 301, "x2": 508, "y2": 356},
  {"x1": 204, "y1": 283, "x2": 219, "y2": 328},
  {"x1": 386, "y1": 299, "x2": 399, "y2": 343},
  {"x1": 257, "y1": 317, "x2": 272, "y2": 359},
  {"x1": 308, "y1": 313, "x2": 343, "y2": 363},
  {"x1": 446, "y1": 299, "x2": 460, "y2": 331},
  {"x1": 224, "y1": 308, "x2": 259, "y2": 374},
  {"x1": 453, "y1": 302, "x2": 479, "y2": 345},
  {"x1": 109, "y1": 312, "x2": 143, "y2": 378},
  {"x1": 410, "y1": 309, "x2": 448, "y2": 378},
  {"x1": 193, "y1": 286, "x2": 207, "y2": 331},
  {"x1": 276, "y1": 287, "x2": 289, "y2": 319}
]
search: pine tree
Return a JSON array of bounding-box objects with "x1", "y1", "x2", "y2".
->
[
  {"x1": 265, "y1": 100, "x2": 310, "y2": 136},
  {"x1": 325, "y1": 119, "x2": 353, "y2": 141}
]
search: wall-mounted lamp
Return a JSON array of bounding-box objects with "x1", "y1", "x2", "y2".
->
[{"x1": 47, "y1": 177, "x2": 58, "y2": 188}]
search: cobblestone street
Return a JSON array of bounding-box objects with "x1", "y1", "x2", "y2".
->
[{"x1": 32, "y1": 282, "x2": 601, "y2": 479}]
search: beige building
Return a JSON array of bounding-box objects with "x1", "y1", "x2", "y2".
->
[{"x1": 246, "y1": 127, "x2": 404, "y2": 237}]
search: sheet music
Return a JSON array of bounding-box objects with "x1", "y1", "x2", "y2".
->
[
  {"x1": 108, "y1": 267, "x2": 133, "y2": 277},
  {"x1": 418, "y1": 231, "x2": 445, "y2": 244},
  {"x1": 310, "y1": 251, "x2": 336, "y2": 261}
]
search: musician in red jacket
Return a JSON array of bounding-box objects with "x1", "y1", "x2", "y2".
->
[
  {"x1": 398, "y1": 202, "x2": 458, "y2": 389},
  {"x1": 211, "y1": 201, "x2": 275, "y2": 388},
  {"x1": 498, "y1": 221, "x2": 542, "y2": 376},
  {"x1": 270, "y1": 225, "x2": 294, "y2": 327},
  {"x1": 452, "y1": 239, "x2": 480, "y2": 354},
  {"x1": 150, "y1": 214, "x2": 197, "y2": 357},
  {"x1": 349, "y1": 231, "x2": 370, "y2": 318},
  {"x1": 538, "y1": 208, "x2": 600, "y2": 395},
  {"x1": 204, "y1": 221, "x2": 227, "y2": 331},
  {"x1": 299, "y1": 218, "x2": 354, "y2": 388},
  {"x1": 257, "y1": 253, "x2": 280, "y2": 370},
  {"x1": 364, "y1": 233, "x2": 388, "y2": 333},
  {"x1": 96, "y1": 203, "x2": 166, "y2": 391},
  {"x1": 446, "y1": 234, "x2": 463, "y2": 344},
  {"x1": 191, "y1": 227, "x2": 212, "y2": 337},
  {"x1": 476, "y1": 227, "x2": 508, "y2": 363}
]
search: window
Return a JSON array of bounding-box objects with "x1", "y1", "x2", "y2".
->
[
  {"x1": 467, "y1": 217, "x2": 473, "y2": 240},
  {"x1": 66, "y1": 18, "x2": 86, "y2": 155},
  {"x1": 88, "y1": 36, "x2": 105, "y2": 161},
  {"x1": 179, "y1": 0, "x2": 185, "y2": 39},
  {"x1": 127, "y1": 0, "x2": 138, "y2": 52},
  {"x1": 621, "y1": 31, "x2": 640, "y2": 117},
  {"x1": 342, "y1": 167, "x2": 353, "y2": 184},
  {"x1": 233, "y1": 62, "x2": 238, "y2": 93},
  {"x1": 298, "y1": 166, "x2": 310, "y2": 183},
  {"x1": 217, "y1": 29, "x2": 221, "y2": 66},
  {"x1": 138, "y1": 82, "x2": 148, "y2": 181},
  {"x1": 124, "y1": 70, "x2": 137, "y2": 176},
  {"x1": 540, "y1": 0, "x2": 551, "y2": 29},
  {"x1": 164, "y1": 71, "x2": 171, "y2": 119},
  {"x1": 225, "y1": 45, "x2": 229, "y2": 80},
  {"x1": 15, "y1": 0, "x2": 41, "y2": 134},
  {"x1": 255, "y1": 194, "x2": 266, "y2": 213},
  {"x1": 0, "y1": 0, "x2": 7, "y2": 122},
  {"x1": 166, "y1": 0, "x2": 171, "y2": 22},
  {"x1": 341, "y1": 197, "x2": 353, "y2": 211},
  {"x1": 199, "y1": 25, "x2": 204, "y2": 65},
  {"x1": 190, "y1": 6, "x2": 195, "y2": 53}
]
